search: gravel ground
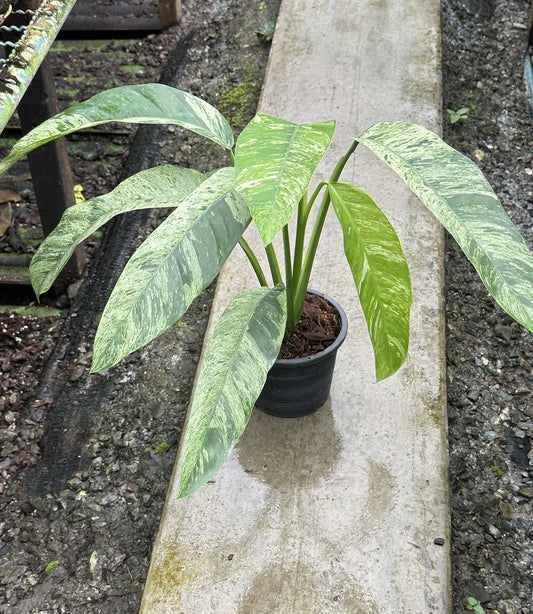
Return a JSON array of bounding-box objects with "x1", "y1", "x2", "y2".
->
[
  {"x1": 443, "y1": 1, "x2": 533, "y2": 612},
  {"x1": 0, "y1": 0, "x2": 531, "y2": 612},
  {"x1": 0, "y1": 1, "x2": 280, "y2": 612}
]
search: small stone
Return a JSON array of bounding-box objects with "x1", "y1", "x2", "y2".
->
[
  {"x1": 488, "y1": 524, "x2": 501, "y2": 538},
  {"x1": 499, "y1": 501, "x2": 514, "y2": 519},
  {"x1": 1, "y1": 442, "x2": 17, "y2": 457},
  {"x1": 518, "y1": 487, "x2": 533, "y2": 499},
  {"x1": 433, "y1": 537, "x2": 445, "y2": 546},
  {"x1": 466, "y1": 389, "x2": 480, "y2": 402},
  {"x1": 89, "y1": 551, "x2": 99, "y2": 576},
  {"x1": 69, "y1": 365, "x2": 85, "y2": 382},
  {"x1": 0, "y1": 429, "x2": 16, "y2": 443},
  {"x1": 67, "y1": 280, "x2": 83, "y2": 299},
  {"x1": 522, "y1": 401, "x2": 533, "y2": 420}
]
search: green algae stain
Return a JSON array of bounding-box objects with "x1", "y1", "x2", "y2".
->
[
  {"x1": 143, "y1": 547, "x2": 197, "y2": 612},
  {"x1": 218, "y1": 65, "x2": 261, "y2": 133},
  {"x1": 120, "y1": 65, "x2": 146, "y2": 76}
]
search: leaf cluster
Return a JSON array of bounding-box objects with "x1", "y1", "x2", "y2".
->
[{"x1": 2, "y1": 84, "x2": 531, "y2": 498}]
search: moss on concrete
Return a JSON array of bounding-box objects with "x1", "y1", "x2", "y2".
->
[{"x1": 218, "y1": 65, "x2": 261, "y2": 133}]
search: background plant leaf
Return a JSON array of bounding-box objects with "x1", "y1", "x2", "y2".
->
[
  {"x1": 329, "y1": 182, "x2": 411, "y2": 381},
  {"x1": 0, "y1": 84, "x2": 234, "y2": 176},
  {"x1": 91, "y1": 167, "x2": 250, "y2": 372},
  {"x1": 178, "y1": 284, "x2": 287, "y2": 498},
  {"x1": 358, "y1": 122, "x2": 533, "y2": 332},
  {"x1": 30, "y1": 166, "x2": 204, "y2": 296},
  {"x1": 234, "y1": 112, "x2": 335, "y2": 245}
]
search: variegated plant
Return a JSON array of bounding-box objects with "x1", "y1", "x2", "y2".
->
[{"x1": 2, "y1": 84, "x2": 531, "y2": 498}]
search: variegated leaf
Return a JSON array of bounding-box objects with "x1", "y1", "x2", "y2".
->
[
  {"x1": 30, "y1": 166, "x2": 204, "y2": 296},
  {"x1": 329, "y1": 182, "x2": 411, "y2": 381},
  {"x1": 178, "y1": 284, "x2": 287, "y2": 498},
  {"x1": 358, "y1": 122, "x2": 533, "y2": 332},
  {"x1": 234, "y1": 112, "x2": 335, "y2": 245},
  {"x1": 0, "y1": 84, "x2": 234, "y2": 176},
  {"x1": 91, "y1": 167, "x2": 250, "y2": 372}
]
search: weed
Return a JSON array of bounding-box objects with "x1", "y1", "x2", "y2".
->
[
  {"x1": 44, "y1": 560, "x2": 60, "y2": 573},
  {"x1": 155, "y1": 442, "x2": 169, "y2": 455},
  {"x1": 466, "y1": 597, "x2": 484, "y2": 613},
  {"x1": 490, "y1": 464, "x2": 504, "y2": 478},
  {"x1": 447, "y1": 107, "x2": 470, "y2": 124}
]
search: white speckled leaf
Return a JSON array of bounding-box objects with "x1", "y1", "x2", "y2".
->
[
  {"x1": 91, "y1": 167, "x2": 250, "y2": 372},
  {"x1": 0, "y1": 84, "x2": 234, "y2": 176},
  {"x1": 358, "y1": 122, "x2": 533, "y2": 332},
  {"x1": 234, "y1": 112, "x2": 335, "y2": 245},
  {"x1": 178, "y1": 284, "x2": 287, "y2": 498},
  {"x1": 30, "y1": 166, "x2": 204, "y2": 296},
  {"x1": 330, "y1": 182, "x2": 411, "y2": 381}
]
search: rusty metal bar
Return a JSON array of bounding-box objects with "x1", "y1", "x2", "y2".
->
[
  {"x1": 0, "y1": 0, "x2": 78, "y2": 134},
  {"x1": 17, "y1": 54, "x2": 86, "y2": 288}
]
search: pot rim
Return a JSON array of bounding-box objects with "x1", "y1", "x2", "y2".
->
[{"x1": 274, "y1": 289, "x2": 348, "y2": 366}]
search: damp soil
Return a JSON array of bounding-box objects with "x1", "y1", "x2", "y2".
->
[{"x1": 0, "y1": 0, "x2": 531, "y2": 612}]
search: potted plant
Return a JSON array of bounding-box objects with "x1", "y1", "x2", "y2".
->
[{"x1": 1, "y1": 84, "x2": 531, "y2": 498}]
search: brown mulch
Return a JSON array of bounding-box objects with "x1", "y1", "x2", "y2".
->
[{"x1": 278, "y1": 292, "x2": 341, "y2": 359}]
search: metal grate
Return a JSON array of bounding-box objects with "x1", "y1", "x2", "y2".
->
[
  {"x1": 0, "y1": 0, "x2": 78, "y2": 133},
  {"x1": 0, "y1": 2, "x2": 37, "y2": 67}
]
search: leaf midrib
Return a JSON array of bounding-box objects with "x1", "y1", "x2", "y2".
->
[
  {"x1": 332, "y1": 185, "x2": 400, "y2": 370},
  {"x1": 100, "y1": 185, "x2": 238, "y2": 348},
  {"x1": 183, "y1": 291, "x2": 281, "y2": 487},
  {"x1": 362, "y1": 133, "x2": 530, "y2": 304},
  {"x1": 263, "y1": 124, "x2": 301, "y2": 236}
]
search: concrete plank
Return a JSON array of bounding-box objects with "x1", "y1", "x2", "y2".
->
[{"x1": 141, "y1": 0, "x2": 449, "y2": 612}]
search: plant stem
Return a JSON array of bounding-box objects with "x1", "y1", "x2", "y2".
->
[
  {"x1": 282, "y1": 225, "x2": 294, "y2": 330},
  {"x1": 238, "y1": 237, "x2": 268, "y2": 286},
  {"x1": 293, "y1": 139, "x2": 358, "y2": 319},
  {"x1": 226, "y1": 148, "x2": 235, "y2": 165},
  {"x1": 292, "y1": 193, "x2": 307, "y2": 287},
  {"x1": 292, "y1": 183, "x2": 328, "y2": 313},
  {"x1": 265, "y1": 243, "x2": 282, "y2": 286},
  {"x1": 303, "y1": 181, "x2": 328, "y2": 223}
]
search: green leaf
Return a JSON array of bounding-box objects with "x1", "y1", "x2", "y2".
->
[
  {"x1": 0, "y1": 84, "x2": 234, "y2": 176},
  {"x1": 91, "y1": 167, "x2": 250, "y2": 372},
  {"x1": 329, "y1": 182, "x2": 411, "y2": 381},
  {"x1": 358, "y1": 122, "x2": 533, "y2": 332},
  {"x1": 30, "y1": 165, "x2": 204, "y2": 296},
  {"x1": 234, "y1": 112, "x2": 335, "y2": 245},
  {"x1": 178, "y1": 284, "x2": 287, "y2": 498}
]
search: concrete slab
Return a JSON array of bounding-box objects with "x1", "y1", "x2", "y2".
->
[{"x1": 141, "y1": 0, "x2": 449, "y2": 612}]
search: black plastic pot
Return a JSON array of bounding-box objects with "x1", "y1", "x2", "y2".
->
[{"x1": 255, "y1": 290, "x2": 348, "y2": 418}]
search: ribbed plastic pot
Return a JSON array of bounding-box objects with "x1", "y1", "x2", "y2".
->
[{"x1": 255, "y1": 290, "x2": 348, "y2": 418}]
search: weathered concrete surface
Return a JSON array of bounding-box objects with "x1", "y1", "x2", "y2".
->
[{"x1": 141, "y1": 0, "x2": 449, "y2": 612}]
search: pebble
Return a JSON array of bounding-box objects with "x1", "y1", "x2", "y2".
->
[
  {"x1": 488, "y1": 524, "x2": 501, "y2": 538},
  {"x1": 0, "y1": 429, "x2": 16, "y2": 443},
  {"x1": 499, "y1": 501, "x2": 514, "y2": 519}
]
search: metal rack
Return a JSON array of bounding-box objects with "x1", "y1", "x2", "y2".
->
[
  {"x1": 0, "y1": 0, "x2": 181, "y2": 287},
  {"x1": 0, "y1": 0, "x2": 84, "y2": 287}
]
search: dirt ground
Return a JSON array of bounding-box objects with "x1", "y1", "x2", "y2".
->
[{"x1": 0, "y1": 0, "x2": 532, "y2": 612}]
